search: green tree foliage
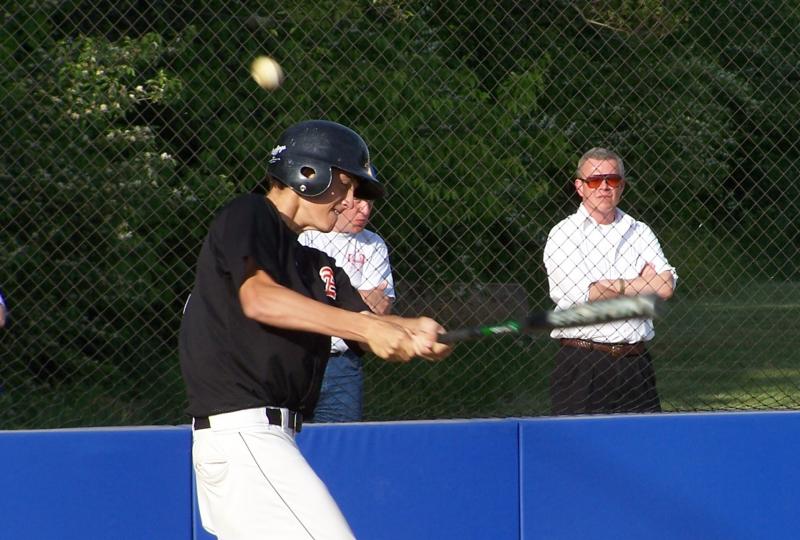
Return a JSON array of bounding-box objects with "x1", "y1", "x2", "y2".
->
[{"x1": 1, "y1": 7, "x2": 234, "y2": 426}]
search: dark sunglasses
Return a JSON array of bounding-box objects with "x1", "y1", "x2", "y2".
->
[{"x1": 578, "y1": 174, "x2": 623, "y2": 189}]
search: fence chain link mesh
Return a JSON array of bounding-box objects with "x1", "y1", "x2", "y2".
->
[{"x1": 2, "y1": 1, "x2": 799, "y2": 428}]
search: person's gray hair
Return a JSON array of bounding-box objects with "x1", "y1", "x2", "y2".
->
[{"x1": 575, "y1": 147, "x2": 625, "y2": 179}]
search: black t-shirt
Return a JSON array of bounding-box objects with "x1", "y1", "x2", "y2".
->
[{"x1": 179, "y1": 194, "x2": 369, "y2": 418}]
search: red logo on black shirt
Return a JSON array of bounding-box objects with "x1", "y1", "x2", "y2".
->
[{"x1": 319, "y1": 266, "x2": 337, "y2": 299}]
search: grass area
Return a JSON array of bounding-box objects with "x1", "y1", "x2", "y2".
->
[
  {"x1": 365, "y1": 281, "x2": 800, "y2": 420},
  {"x1": 364, "y1": 336, "x2": 554, "y2": 421},
  {"x1": 655, "y1": 281, "x2": 800, "y2": 412},
  {"x1": 0, "y1": 365, "x2": 187, "y2": 430},
  {"x1": 4, "y1": 281, "x2": 798, "y2": 427}
]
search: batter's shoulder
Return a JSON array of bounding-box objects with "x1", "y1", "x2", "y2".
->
[
  {"x1": 208, "y1": 194, "x2": 283, "y2": 245},
  {"x1": 298, "y1": 243, "x2": 337, "y2": 270},
  {"x1": 212, "y1": 193, "x2": 266, "y2": 223}
]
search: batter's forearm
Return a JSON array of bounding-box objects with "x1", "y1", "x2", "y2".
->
[{"x1": 239, "y1": 270, "x2": 379, "y2": 343}]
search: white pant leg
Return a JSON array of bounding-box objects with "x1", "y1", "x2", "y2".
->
[{"x1": 193, "y1": 425, "x2": 354, "y2": 540}]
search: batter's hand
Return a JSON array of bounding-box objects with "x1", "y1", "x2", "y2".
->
[
  {"x1": 407, "y1": 317, "x2": 452, "y2": 361},
  {"x1": 363, "y1": 316, "x2": 418, "y2": 362}
]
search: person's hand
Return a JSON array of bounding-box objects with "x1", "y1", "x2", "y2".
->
[
  {"x1": 639, "y1": 261, "x2": 674, "y2": 299},
  {"x1": 591, "y1": 279, "x2": 620, "y2": 300},
  {"x1": 407, "y1": 317, "x2": 452, "y2": 361},
  {"x1": 640, "y1": 262, "x2": 657, "y2": 281},
  {"x1": 359, "y1": 281, "x2": 393, "y2": 315},
  {"x1": 363, "y1": 317, "x2": 417, "y2": 362}
]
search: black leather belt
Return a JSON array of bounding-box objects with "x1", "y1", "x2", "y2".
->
[{"x1": 194, "y1": 408, "x2": 303, "y2": 432}]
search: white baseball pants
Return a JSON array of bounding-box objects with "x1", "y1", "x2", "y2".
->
[{"x1": 192, "y1": 408, "x2": 355, "y2": 540}]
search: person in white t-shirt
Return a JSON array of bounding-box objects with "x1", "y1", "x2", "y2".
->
[
  {"x1": 544, "y1": 147, "x2": 677, "y2": 415},
  {"x1": 298, "y1": 178, "x2": 395, "y2": 422}
]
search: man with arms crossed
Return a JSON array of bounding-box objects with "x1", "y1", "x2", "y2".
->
[
  {"x1": 544, "y1": 147, "x2": 677, "y2": 415},
  {"x1": 299, "y1": 176, "x2": 395, "y2": 422},
  {"x1": 180, "y1": 120, "x2": 451, "y2": 539}
]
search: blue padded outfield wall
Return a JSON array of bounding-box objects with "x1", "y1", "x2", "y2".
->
[
  {"x1": 0, "y1": 426, "x2": 192, "y2": 540},
  {"x1": 2, "y1": 412, "x2": 799, "y2": 540}
]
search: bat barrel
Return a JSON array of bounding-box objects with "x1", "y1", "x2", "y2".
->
[
  {"x1": 436, "y1": 294, "x2": 662, "y2": 344},
  {"x1": 542, "y1": 294, "x2": 661, "y2": 329}
]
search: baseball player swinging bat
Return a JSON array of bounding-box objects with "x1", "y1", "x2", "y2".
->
[{"x1": 437, "y1": 294, "x2": 662, "y2": 344}]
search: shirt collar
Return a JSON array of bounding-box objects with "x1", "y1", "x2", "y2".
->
[{"x1": 575, "y1": 204, "x2": 631, "y2": 230}]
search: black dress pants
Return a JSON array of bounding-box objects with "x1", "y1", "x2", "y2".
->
[{"x1": 550, "y1": 345, "x2": 661, "y2": 415}]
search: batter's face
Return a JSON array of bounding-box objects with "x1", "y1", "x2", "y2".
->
[
  {"x1": 301, "y1": 169, "x2": 357, "y2": 232},
  {"x1": 575, "y1": 158, "x2": 624, "y2": 223},
  {"x1": 334, "y1": 198, "x2": 372, "y2": 234}
]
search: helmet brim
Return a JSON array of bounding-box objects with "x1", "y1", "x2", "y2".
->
[{"x1": 352, "y1": 170, "x2": 385, "y2": 200}]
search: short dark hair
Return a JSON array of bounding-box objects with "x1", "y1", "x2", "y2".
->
[{"x1": 252, "y1": 174, "x2": 282, "y2": 194}]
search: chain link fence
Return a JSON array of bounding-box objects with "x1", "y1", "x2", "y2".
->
[{"x1": 2, "y1": 1, "x2": 799, "y2": 429}]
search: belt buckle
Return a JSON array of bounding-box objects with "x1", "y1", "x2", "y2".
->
[{"x1": 610, "y1": 344, "x2": 622, "y2": 357}]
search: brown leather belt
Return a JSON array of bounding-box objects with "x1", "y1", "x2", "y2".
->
[{"x1": 560, "y1": 338, "x2": 646, "y2": 358}]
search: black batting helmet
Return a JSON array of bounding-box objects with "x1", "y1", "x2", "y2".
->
[{"x1": 266, "y1": 120, "x2": 384, "y2": 200}]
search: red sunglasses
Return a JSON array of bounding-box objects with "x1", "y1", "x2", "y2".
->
[{"x1": 578, "y1": 174, "x2": 623, "y2": 189}]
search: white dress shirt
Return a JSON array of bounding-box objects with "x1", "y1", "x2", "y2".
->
[
  {"x1": 298, "y1": 229, "x2": 395, "y2": 354},
  {"x1": 543, "y1": 205, "x2": 677, "y2": 343}
]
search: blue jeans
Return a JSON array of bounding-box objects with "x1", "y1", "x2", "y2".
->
[{"x1": 313, "y1": 350, "x2": 363, "y2": 422}]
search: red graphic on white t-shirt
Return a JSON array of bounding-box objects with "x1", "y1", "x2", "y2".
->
[
  {"x1": 319, "y1": 266, "x2": 337, "y2": 299},
  {"x1": 347, "y1": 252, "x2": 366, "y2": 269}
]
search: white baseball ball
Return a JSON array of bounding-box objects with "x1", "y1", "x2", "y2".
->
[{"x1": 250, "y1": 56, "x2": 284, "y2": 91}]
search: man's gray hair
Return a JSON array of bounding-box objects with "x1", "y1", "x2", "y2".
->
[{"x1": 575, "y1": 147, "x2": 625, "y2": 179}]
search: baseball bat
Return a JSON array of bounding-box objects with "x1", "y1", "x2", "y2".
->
[{"x1": 437, "y1": 294, "x2": 663, "y2": 344}]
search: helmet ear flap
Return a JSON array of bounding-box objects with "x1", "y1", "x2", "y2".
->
[
  {"x1": 269, "y1": 152, "x2": 333, "y2": 197},
  {"x1": 293, "y1": 164, "x2": 333, "y2": 196}
]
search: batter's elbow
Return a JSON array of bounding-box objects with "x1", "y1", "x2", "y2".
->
[{"x1": 239, "y1": 285, "x2": 268, "y2": 321}]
